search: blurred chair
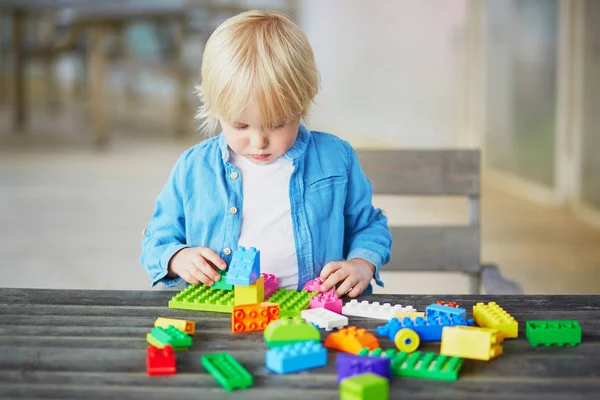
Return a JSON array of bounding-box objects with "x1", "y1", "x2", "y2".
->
[{"x1": 356, "y1": 149, "x2": 524, "y2": 295}]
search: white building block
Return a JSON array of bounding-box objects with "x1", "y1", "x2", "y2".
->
[
  {"x1": 301, "y1": 308, "x2": 348, "y2": 331},
  {"x1": 341, "y1": 300, "x2": 417, "y2": 320}
]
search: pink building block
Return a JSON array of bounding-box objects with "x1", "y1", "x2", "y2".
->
[
  {"x1": 302, "y1": 277, "x2": 326, "y2": 293},
  {"x1": 263, "y1": 273, "x2": 279, "y2": 298},
  {"x1": 309, "y1": 291, "x2": 342, "y2": 314}
]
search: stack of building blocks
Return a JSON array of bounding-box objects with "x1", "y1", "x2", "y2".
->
[
  {"x1": 301, "y1": 308, "x2": 348, "y2": 331},
  {"x1": 342, "y1": 300, "x2": 416, "y2": 320},
  {"x1": 225, "y1": 246, "x2": 260, "y2": 286},
  {"x1": 339, "y1": 373, "x2": 389, "y2": 400},
  {"x1": 265, "y1": 288, "x2": 318, "y2": 317},
  {"x1": 441, "y1": 326, "x2": 504, "y2": 361},
  {"x1": 263, "y1": 316, "x2": 321, "y2": 348},
  {"x1": 377, "y1": 315, "x2": 474, "y2": 342},
  {"x1": 336, "y1": 353, "x2": 391, "y2": 382},
  {"x1": 201, "y1": 353, "x2": 254, "y2": 391},
  {"x1": 426, "y1": 303, "x2": 467, "y2": 320},
  {"x1": 168, "y1": 284, "x2": 234, "y2": 312},
  {"x1": 473, "y1": 302, "x2": 518, "y2": 339},
  {"x1": 526, "y1": 320, "x2": 582, "y2": 346},
  {"x1": 234, "y1": 275, "x2": 265, "y2": 306},
  {"x1": 393, "y1": 328, "x2": 420, "y2": 352},
  {"x1": 309, "y1": 290, "x2": 342, "y2": 314},
  {"x1": 146, "y1": 345, "x2": 176, "y2": 376},
  {"x1": 232, "y1": 303, "x2": 280, "y2": 333},
  {"x1": 262, "y1": 273, "x2": 279, "y2": 298},
  {"x1": 266, "y1": 341, "x2": 327, "y2": 374},
  {"x1": 212, "y1": 270, "x2": 233, "y2": 290},
  {"x1": 324, "y1": 326, "x2": 380, "y2": 354},
  {"x1": 154, "y1": 318, "x2": 195, "y2": 335},
  {"x1": 146, "y1": 326, "x2": 192, "y2": 351}
]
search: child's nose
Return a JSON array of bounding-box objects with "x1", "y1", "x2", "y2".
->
[{"x1": 250, "y1": 131, "x2": 268, "y2": 149}]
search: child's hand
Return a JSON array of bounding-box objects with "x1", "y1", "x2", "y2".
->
[
  {"x1": 319, "y1": 258, "x2": 375, "y2": 298},
  {"x1": 168, "y1": 247, "x2": 227, "y2": 286}
]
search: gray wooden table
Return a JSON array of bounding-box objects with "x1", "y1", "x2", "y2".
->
[{"x1": 0, "y1": 289, "x2": 598, "y2": 400}]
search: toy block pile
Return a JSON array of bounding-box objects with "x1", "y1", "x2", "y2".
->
[{"x1": 155, "y1": 247, "x2": 582, "y2": 398}]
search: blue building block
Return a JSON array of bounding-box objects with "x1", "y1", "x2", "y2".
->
[
  {"x1": 226, "y1": 246, "x2": 260, "y2": 286},
  {"x1": 266, "y1": 341, "x2": 327, "y2": 374},
  {"x1": 337, "y1": 353, "x2": 391, "y2": 383},
  {"x1": 376, "y1": 316, "x2": 474, "y2": 342},
  {"x1": 425, "y1": 303, "x2": 466, "y2": 320}
]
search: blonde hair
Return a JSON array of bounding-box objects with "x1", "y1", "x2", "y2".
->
[{"x1": 196, "y1": 9, "x2": 319, "y2": 135}]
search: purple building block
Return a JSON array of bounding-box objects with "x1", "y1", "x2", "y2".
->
[
  {"x1": 263, "y1": 273, "x2": 279, "y2": 298},
  {"x1": 336, "y1": 353, "x2": 391, "y2": 383},
  {"x1": 309, "y1": 291, "x2": 342, "y2": 314}
]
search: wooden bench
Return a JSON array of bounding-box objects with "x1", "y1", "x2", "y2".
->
[{"x1": 356, "y1": 149, "x2": 523, "y2": 294}]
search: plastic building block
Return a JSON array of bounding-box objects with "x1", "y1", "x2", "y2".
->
[
  {"x1": 309, "y1": 291, "x2": 342, "y2": 314},
  {"x1": 394, "y1": 311, "x2": 425, "y2": 320},
  {"x1": 234, "y1": 275, "x2": 265, "y2": 306},
  {"x1": 226, "y1": 246, "x2": 260, "y2": 286},
  {"x1": 394, "y1": 328, "x2": 420, "y2": 352},
  {"x1": 377, "y1": 315, "x2": 474, "y2": 342},
  {"x1": 148, "y1": 326, "x2": 192, "y2": 349},
  {"x1": 154, "y1": 317, "x2": 195, "y2": 335},
  {"x1": 265, "y1": 288, "x2": 318, "y2": 317},
  {"x1": 212, "y1": 270, "x2": 233, "y2": 290},
  {"x1": 146, "y1": 345, "x2": 176, "y2": 376},
  {"x1": 376, "y1": 350, "x2": 463, "y2": 381},
  {"x1": 340, "y1": 373, "x2": 389, "y2": 400},
  {"x1": 342, "y1": 300, "x2": 416, "y2": 320},
  {"x1": 436, "y1": 300, "x2": 460, "y2": 307},
  {"x1": 473, "y1": 302, "x2": 518, "y2": 339},
  {"x1": 526, "y1": 320, "x2": 582, "y2": 346},
  {"x1": 426, "y1": 303, "x2": 466, "y2": 320},
  {"x1": 441, "y1": 326, "x2": 504, "y2": 361},
  {"x1": 168, "y1": 284, "x2": 234, "y2": 313},
  {"x1": 302, "y1": 277, "x2": 326, "y2": 293},
  {"x1": 266, "y1": 341, "x2": 327, "y2": 374},
  {"x1": 324, "y1": 326, "x2": 380, "y2": 354},
  {"x1": 232, "y1": 302, "x2": 280, "y2": 333},
  {"x1": 263, "y1": 273, "x2": 279, "y2": 298},
  {"x1": 201, "y1": 353, "x2": 253, "y2": 391},
  {"x1": 336, "y1": 353, "x2": 391, "y2": 382},
  {"x1": 263, "y1": 316, "x2": 321, "y2": 347},
  {"x1": 301, "y1": 308, "x2": 348, "y2": 331}
]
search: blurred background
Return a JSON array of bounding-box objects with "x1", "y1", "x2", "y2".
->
[{"x1": 0, "y1": 0, "x2": 598, "y2": 294}]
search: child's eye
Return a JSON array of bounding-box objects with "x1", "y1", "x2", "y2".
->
[
  {"x1": 272, "y1": 122, "x2": 285, "y2": 130},
  {"x1": 233, "y1": 123, "x2": 248, "y2": 130}
]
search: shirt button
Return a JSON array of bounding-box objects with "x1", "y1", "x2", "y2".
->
[
  {"x1": 224, "y1": 248, "x2": 232, "y2": 256},
  {"x1": 230, "y1": 171, "x2": 239, "y2": 179},
  {"x1": 222, "y1": 152, "x2": 227, "y2": 159},
  {"x1": 229, "y1": 206, "x2": 238, "y2": 214}
]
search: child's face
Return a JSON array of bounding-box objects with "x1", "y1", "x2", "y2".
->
[{"x1": 220, "y1": 101, "x2": 300, "y2": 165}]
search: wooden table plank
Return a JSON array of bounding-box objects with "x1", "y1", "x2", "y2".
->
[{"x1": 0, "y1": 289, "x2": 599, "y2": 400}]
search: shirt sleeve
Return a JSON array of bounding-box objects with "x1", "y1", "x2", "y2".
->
[
  {"x1": 139, "y1": 152, "x2": 189, "y2": 288},
  {"x1": 342, "y1": 141, "x2": 392, "y2": 287}
]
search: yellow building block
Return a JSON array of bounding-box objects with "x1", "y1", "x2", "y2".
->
[
  {"x1": 234, "y1": 275, "x2": 265, "y2": 306},
  {"x1": 473, "y1": 302, "x2": 518, "y2": 339},
  {"x1": 154, "y1": 317, "x2": 195, "y2": 335},
  {"x1": 441, "y1": 326, "x2": 504, "y2": 361},
  {"x1": 394, "y1": 311, "x2": 425, "y2": 320}
]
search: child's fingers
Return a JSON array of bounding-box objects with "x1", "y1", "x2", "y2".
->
[
  {"x1": 198, "y1": 247, "x2": 227, "y2": 270},
  {"x1": 320, "y1": 268, "x2": 348, "y2": 292},
  {"x1": 335, "y1": 276, "x2": 357, "y2": 297},
  {"x1": 319, "y1": 262, "x2": 341, "y2": 282},
  {"x1": 346, "y1": 281, "x2": 368, "y2": 298},
  {"x1": 191, "y1": 256, "x2": 220, "y2": 282},
  {"x1": 180, "y1": 268, "x2": 200, "y2": 285}
]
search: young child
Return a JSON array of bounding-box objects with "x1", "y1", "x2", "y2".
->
[{"x1": 140, "y1": 10, "x2": 392, "y2": 297}]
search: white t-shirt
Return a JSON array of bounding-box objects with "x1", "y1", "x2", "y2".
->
[{"x1": 230, "y1": 152, "x2": 299, "y2": 289}]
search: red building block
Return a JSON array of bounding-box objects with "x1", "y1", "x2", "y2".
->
[
  {"x1": 309, "y1": 290, "x2": 342, "y2": 314},
  {"x1": 146, "y1": 345, "x2": 176, "y2": 376},
  {"x1": 232, "y1": 302, "x2": 281, "y2": 333}
]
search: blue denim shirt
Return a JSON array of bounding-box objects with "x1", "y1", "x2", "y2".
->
[{"x1": 140, "y1": 124, "x2": 392, "y2": 293}]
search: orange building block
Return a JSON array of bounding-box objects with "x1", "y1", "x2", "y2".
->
[
  {"x1": 232, "y1": 302, "x2": 280, "y2": 333},
  {"x1": 324, "y1": 326, "x2": 380, "y2": 354}
]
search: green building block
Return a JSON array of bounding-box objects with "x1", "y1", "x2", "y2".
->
[
  {"x1": 264, "y1": 339, "x2": 320, "y2": 349},
  {"x1": 263, "y1": 317, "x2": 321, "y2": 347},
  {"x1": 526, "y1": 320, "x2": 582, "y2": 346},
  {"x1": 168, "y1": 284, "x2": 234, "y2": 312},
  {"x1": 265, "y1": 289, "x2": 318, "y2": 317},
  {"x1": 340, "y1": 373, "x2": 389, "y2": 400},
  {"x1": 211, "y1": 270, "x2": 233, "y2": 290},
  {"x1": 149, "y1": 326, "x2": 192, "y2": 349},
  {"x1": 146, "y1": 333, "x2": 188, "y2": 351},
  {"x1": 201, "y1": 353, "x2": 253, "y2": 391}
]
